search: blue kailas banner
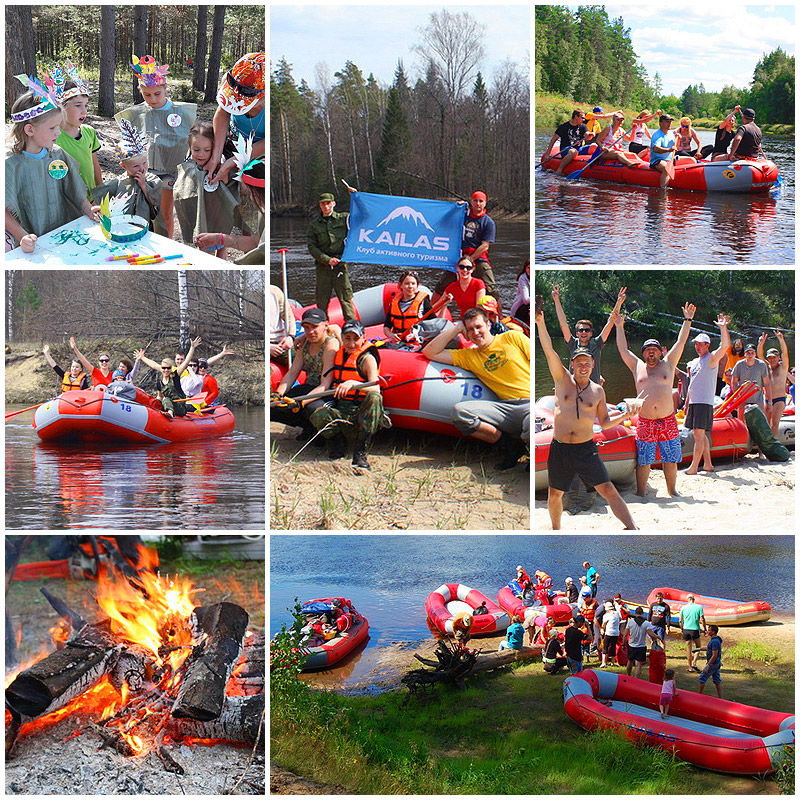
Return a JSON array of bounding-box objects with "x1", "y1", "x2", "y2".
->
[{"x1": 342, "y1": 192, "x2": 465, "y2": 270}]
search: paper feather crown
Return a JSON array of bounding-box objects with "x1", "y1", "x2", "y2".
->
[
  {"x1": 11, "y1": 74, "x2": 59, "y2": 122},
  {"x1": 99, "y1": 193, "x2": 148, "y2": 243},
  {"x1": 130, "y1": 54, "x2": 170, "y2": 87},
  {"x1": 42, "y1": 59, "x2": 89, "y2": 103},
  {"x1": 96, "y1": 118, "x2": 150, "y2": 161},
  {"x1": 231, "y1": 134, "x2": 265, "y2": 188}
]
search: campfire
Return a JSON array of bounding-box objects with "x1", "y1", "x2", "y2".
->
[{"x1": 5, "y1": 544, "x2": 264, "y2": 784}]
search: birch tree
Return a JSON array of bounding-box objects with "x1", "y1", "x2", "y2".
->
[{"x1": 177, "y1": 270, "x2": 190, "y2": 354}]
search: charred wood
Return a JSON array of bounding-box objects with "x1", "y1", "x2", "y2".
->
[
  {"x1": 40, "y1": 587, "x2": 87, "y2": 629},
  {"x1": 172, "y1": 603, "x2": 249, "y2": 721},
  {"x1": 168, "y1": 694, "x2": 264, "y2": 746}
]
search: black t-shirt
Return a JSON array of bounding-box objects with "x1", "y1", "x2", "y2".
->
[
  {"x1": 648, "y1": 601, "x2": 671, "y2": 627},
  {"x1": 545, "y1": 637, "x2": 563, "y2": 659},
  {"x1": 566, "y1": 584, "x2": 579, "y2": 604},
  {"x1": 713, "y1": 126, "x2": 733, "y2": 153},
  {"x1": 556, "y1": 121, "x2": 588, "y2": 150},
  {"x1": 733, "y1": 122, "x2": 762, "y2": 159},
  {"x1": 564, "y1": 626, "x2": 584, "y2": 660}
]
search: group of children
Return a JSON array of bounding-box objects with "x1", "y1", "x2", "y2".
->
[{"x1": 6, "y1": 52, "x2": 265, "y2": 262}]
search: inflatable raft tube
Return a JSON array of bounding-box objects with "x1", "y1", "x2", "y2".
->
[
  {"x1": 33, "y1": 389, "x2": 235, "y2": 444},
  {"x1": 298, "y1": 597, "x2": 370, "y2": 670},
  {"x1": 744, "y1": 406, "x2": 791, "y2": 461},
  {"x1": 564, "y1": 669, "x2": 793, "y2": 774},
  {"x1": 496, "y1": 584, "x2": 573, "y2": 624},
  {"x1": 426, "y1": 583, "x2": 510, "y2": 636},
  {"x1": 646, "y1": 588, "x2": 771, "y2": 626},
  {"x1": 541, "y1": 143, "x2": 780, "y2": 193}
]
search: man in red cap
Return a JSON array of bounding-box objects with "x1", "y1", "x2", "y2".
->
[{"x1": 433, "y1": 189, "x2": 497, "y2": 301}]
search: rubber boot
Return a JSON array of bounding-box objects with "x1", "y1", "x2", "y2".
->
[
  {"x1": 352, "y1": 432, "x2": 372, "y2": 469},
  {"x1": 328, "y1": 433, "x2": 347, "y2": 460},
  {"x1": 496, "y1": 432, "x2": 526, "y2": 470}
]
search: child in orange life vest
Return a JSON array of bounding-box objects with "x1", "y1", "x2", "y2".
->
[
  {"x1": 308, "y1": 319, "x2": 390, "y2": 470},
  {"x1": 382, "y1": 270, "x2": 432, "y2": 343},
  {"x1": 116, "y1": 55, "x2": 197, "y2": 239},
  {"x1": 173, "y1": 121, "x2": 240, "y2": 260},
  {"x1": 6, "y1": 77, "x2": 101, "y2": 254},
  {"x1": 42, "y1": 345, "x2": 90, "y2": 391}
]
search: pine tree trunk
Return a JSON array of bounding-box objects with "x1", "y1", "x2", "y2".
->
[
  {"x1": 20, "y1": 6, "x2": 37, "y2": 75},
  {"x1": 193, "y1": 6, "x2": 208, "y2": 92},
  {"x1": 203, "y1": 6, "x2": 226, "y2": 103},
  {"x1": 132, "y1": 6, "x2": 147, "y2": 105},
  {"x1": 5, "y1": 8, "x2": 25, "y2": 113},
  {"x1": 98, "y1": 6, "x2": 117, "y2": 117}
]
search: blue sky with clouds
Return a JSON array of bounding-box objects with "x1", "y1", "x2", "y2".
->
[
  {"x1": 270, "y1": 4, "x2": 530, "y2": 89},
  {"x1": 593, "y1": 5, "x2": 795, "y2": 96}
]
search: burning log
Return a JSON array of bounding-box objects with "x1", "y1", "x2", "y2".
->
[
  {"x1": 172, "y1": 602, "x2": 249, "y2": 721},
  {"x1": 228, "y1": 632, "x2": 265, "y2": 696},
  {"x1": 5, "y1": 624, "x2": 121, "y2": 719},
  {"x1": 168, "y1": 694, "x2": 264, "y2": 745}
]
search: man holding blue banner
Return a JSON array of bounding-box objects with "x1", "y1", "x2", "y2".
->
[{"x1": 307, "y1": 192, "x2": 356, "y2": 321}]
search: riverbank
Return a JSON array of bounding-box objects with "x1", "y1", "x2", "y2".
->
[
  {"x1": 272, "y1": 614, "x2": 794, "y2": 794},
  {"x1": 5, "y1": 339, "x2": 265, "y2": 405},
  {"x1": 534, "y1": 452, "x2": 795, "y2": 531},
  {"x1": 271, "y1": 423, "x2": 529, "y2": 530}
]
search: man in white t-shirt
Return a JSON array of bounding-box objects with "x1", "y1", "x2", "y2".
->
[{"x1": 624, "y1": 607, "x2": 663, "y2": 678}]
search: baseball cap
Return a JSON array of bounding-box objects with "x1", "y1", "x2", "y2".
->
[
  {"x1": 571, "y1": 346, "x2": 594, "y2": 360},
  {"x1": 660, "y1": 113, "x2": 674, "y2": 122},
  {"x1": 216, "y1": 52, "x2": 265, "y2": 115},
  {"x1": 342, "y1": 320, "x2": 365, "y2": 337},
  {"x1": 593, "y1": 106, "x2": 603, "y2": 113},
  {"x1": 693, "y1": 333, "x2": 711, "y2": 344},
  {"x1": 641, "y1": 338, "x2": 662, "y2": 351},
  {"x1": 565, "y1": 577, "x2": 573, "y2": 583},
  {"x1": 302, "y1": 308, "x2": 328, "y2": 324},
  {"x1": 742, "y1": 107, "x2": 756, "y2": 119},
  {"x1": 744, "y1": 343, "x2": 756, "y2": 353},
  {"x1": 766, "y1": 348, "x2": 780, "y2": 357}
]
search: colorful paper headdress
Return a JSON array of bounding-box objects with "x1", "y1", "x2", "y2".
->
[
  {"x1": 97, "y1": 118, "x2": 150, "y2": 161},
  {"x1": 12, "y1": 74, "x2": 60, "y2": 122},
  {"x1": 99, "y1": 193, "x2": 149, "y2": 243},
  {"x1": 217, "y1": 52, "x2": 265, "y2": 114},
  {"x1": 230, "y1": 134, "x2": 265, "y2": 188},
  {"x1": 130, "y1": 54, "x2": 170, "y2": 87},
  {"x1": 42, "y1": 59, "x2": 90, "y2": 103}
]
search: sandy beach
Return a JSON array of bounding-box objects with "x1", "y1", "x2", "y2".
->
[
  {"x1": 535, "y1": 452, "x2": 795, "y2": 531},
  {"x1": 271, "y1": 423, "x2": 530, "y2": 530}
]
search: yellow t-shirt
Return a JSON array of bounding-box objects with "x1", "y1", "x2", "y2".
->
[{"x1": 451, "y1": 331, "x2": 530, "y2": 400}]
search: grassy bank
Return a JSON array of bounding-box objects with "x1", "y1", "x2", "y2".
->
[
  {"x1": 535, "y1": 92, "x2": 795, "y2": 136},
  {"x1": 272, "y1": 623, "x2": 794, "y2": 794},
  {"x1": 5, "y1": 338, "x2": 265, "y2": 405}
]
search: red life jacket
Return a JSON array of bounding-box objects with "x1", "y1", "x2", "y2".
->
[
  {"x1": 61, "y1": 371, "x2": 87, "y2": 392},
  {"x1": 387, "y1": 290, "x2": 427, "y2": 334},
  {"x1": 331, "y1": 343, "x2": 379, "y2": 400}
]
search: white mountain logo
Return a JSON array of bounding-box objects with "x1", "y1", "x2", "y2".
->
[{"x1": 376, "y1": 205, "x2": 434, "y2": 231}]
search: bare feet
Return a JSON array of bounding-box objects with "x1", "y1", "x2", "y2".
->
[
  {"x1": 702, "y1": 466, "x2": 715, "y2": 472},
  {"x1": 684, "y1": 468, "x2": 698, "y2": 475}
]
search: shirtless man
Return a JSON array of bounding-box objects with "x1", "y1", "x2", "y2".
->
[
  {"x1": 613, "y1": 303, "x2": 696, "y2": 497},
  {"x1": 757, "y1": 330, "x2": 789, "y2": 435},
  {"x1": 535, "y1": 307, "x2": 637, "y2": 530}
]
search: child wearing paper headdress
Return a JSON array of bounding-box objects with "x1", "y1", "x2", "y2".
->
[
  {"x1": 91, "y1": 119, "x2": 165, "y2": 227},
  {"x1": 5, "y1": 77, "x2": 100, "y2": 254},
  {"x1": 196, "y1": 136, "x2": 264, "y2": 265},
  {"x1": 115, "y1": 54, "x2": 197, "y2": 240},
  {"x1": 172, "y1": 121, "x2": 240, "y2": 260},
  {"x1": 47, "y1": 60, "x2": 102, "y2": 199}
]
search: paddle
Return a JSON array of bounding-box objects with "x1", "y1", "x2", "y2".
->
[
  {"x1": 535, "y1": 146, "x2": 572, "y2": 171},
  {"x1": 271, "y1": 381, "x2": 382, "y2": 408},
  {"x1": 664, "y1": 157, "x2": 676, "y2": 182},
  {"x1": 564, "y1": 131, "x2": 627, "y2": 180},
  {"x1": 277, "y1": 248, "x2": 293, "y2": 368},
  {"x1": 5, "y1": 399, "x2": 56, "y2": 421},
  {"x1": 175, "y1": 392, "x2": 209, "y2": 404}
]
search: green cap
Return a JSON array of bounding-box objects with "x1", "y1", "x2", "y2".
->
[{"x1": 318, "y1": 192, "x2": 335, "y2": 202}]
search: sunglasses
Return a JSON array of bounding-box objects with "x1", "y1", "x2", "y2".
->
[
  {"x1": 457, "y1": 264, "x2": 473, "y2": 270},
  {"x1": 225, "y1": 71, "x2": 261, "y2": 97},
  {"x1": 99, "y1": 358, "x2": 109, "y2": 363},
  {"x1": 161, "y1": 366, "x2": 172, "y2": 370},
  {"x1": 576, "y1": 328, "x2": 592, "y2": 333},
  {"x1": 188, "y1": 363, "x2": 198, "y2": 368}
]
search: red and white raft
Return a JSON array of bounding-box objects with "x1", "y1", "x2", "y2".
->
[
  {"x1": 647, "y1": 587, "x2": 771, "y2": 626},
  {"x1": 425, "y1": 583, "x2": 510, "y2": 636},
  {"x1": 496, "y1": 584, "x2": 573, "y2": 624},
  {"x1": 297, "y1": 597, "x2": 369, "y2": 671},
  {"x1": 541, "y1": 143, "x2": 780, "y2": 193},
  {"x1": 564, "y1": 669, "x2": 794, "y2": 775},
  {"x1": 33, "y1": 389, "x2": 235, "y2": 444}
]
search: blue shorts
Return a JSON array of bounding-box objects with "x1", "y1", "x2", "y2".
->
[
  {"x1": 698, "y1": 664, "x2": 722, "y2": 685},
  {"x1": 636, "y1": 436, "x2": 682, "y2": 466},
  {"x1": 577, "y1": 145, "x2": 594, "y2": 155}
]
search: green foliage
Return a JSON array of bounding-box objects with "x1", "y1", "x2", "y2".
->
[
  {"x1": 173, "y1": 83, "x2": 203, "y2": 104},
  {"x1": 15, "y1": 282, "x2": 41, "y2": 314},
  {"x1": 725, "y1": 641, "x2": 780, "y2": 666},
  {"x1": 270, "y1": 598, "x2": 309, "y2": 710},
  {"x1": 773, "y1": 744, "x2": 794, "y2": 794}
]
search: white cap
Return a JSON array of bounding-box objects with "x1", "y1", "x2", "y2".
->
[
  {"x1": 565, "y1": 577, "x2": 573, "y2": 583},
  {"x1": 693, "y1": 333, "x2": 711, "y2": 344},
  {"x1": 516, "y1": 565, "x2": 524, "y2": 572}
]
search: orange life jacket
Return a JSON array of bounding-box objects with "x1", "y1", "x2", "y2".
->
[
  {"x1": 331, "y1": 344, "x2": 379, "y2": 400},
  {"x1": 387, "y1": 290, "x2": 427, "y2": 334},
  {"x1": 61, "y1": 371, "x2": 87, "y2": 392},
  {"x1": 582, "y1": 600, "x2": 597, "y2": 622}
]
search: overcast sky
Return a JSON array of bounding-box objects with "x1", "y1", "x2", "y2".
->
[
  {"x1": 270, "y1": 3, "x2": 530, "y2": 89},
  {"x1": 595, "y1": 4, "x2": 795, "y2": 96}
]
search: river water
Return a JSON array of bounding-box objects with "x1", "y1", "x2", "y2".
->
[
  {"x1": 269, "y1": 216, "x2": 530, "y2": 312},
  {"x1": 534, "y1": 132, "x2": 794, "y2": 264},
  {"x1": 5, "y1": 406, "x2": 266, "y2": 529},
  {"x1": 270, "y1": 534, "x2": 792, "y2": 681}
]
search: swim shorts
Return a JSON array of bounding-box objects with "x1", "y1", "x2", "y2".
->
[
  {"x1": 547, "y1": 439, "x2": 610, "y2": 492},
  {"x1": 771, "y1": 398, "x2": 786, "y2": 406},
  {"x1": 698, "y1": 663, "x2": 722, "y2": 685},
  {"x1": 627, "y1": 645, "x2": 647, "y2": 662},
  {"x1": 681, "y1": 629, "x2": 700, "y2": 642},
  {"x1": 685, "y1": 403, "x2": 713, "y2": 432},
  {"x1": 635, "y1": 415, "x2": 682, "y2": 465}
]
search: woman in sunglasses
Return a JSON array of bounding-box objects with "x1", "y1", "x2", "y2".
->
[
  {"x1": 441, "y1": 258, "x2": 486, "y2": 319},
  {"x1": 69, "y1": 336, "x2": 115, "y2": 390},
  {"x1": 674, "y1": 116, "x2": 701, "y2": 161}
]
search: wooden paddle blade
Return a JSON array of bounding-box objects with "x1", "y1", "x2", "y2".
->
[
  {"x1": 5, "y1": 402, "x2": 46, "y2": 421},
  {"x1": 665, "y1": 159, "x2": 676, "y2": 181}
]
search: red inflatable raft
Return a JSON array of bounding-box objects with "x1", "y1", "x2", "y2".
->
[
  {"x1": 426, "y1": 583, "x2": 510, "y2": 636},
  {"x1": 496, "y1": 584, "x2": 573, "y2": 624},
  {"x1": 541, "y1": 143, "x2": 780, "y2": 193},
  {"x1": 33, "y1": 389, "x2": 235, "y2": 444},
  {"x1": 564, "y1": 669, "x2": 794, "y2": 774},
  {"x1": 297, "y1": 597, "x2": 369, "y2": 670},
  {"x1": 647, "y1": 587, "x2": 771, "y2": 626}
]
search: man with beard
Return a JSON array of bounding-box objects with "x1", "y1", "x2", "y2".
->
[{"x1": 612, "y1": 302, "x2": 696, "y2": 497}]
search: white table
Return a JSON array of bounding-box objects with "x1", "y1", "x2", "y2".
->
[{"x1": 5, "y1": 216, "x2": 224, "y2": 265}]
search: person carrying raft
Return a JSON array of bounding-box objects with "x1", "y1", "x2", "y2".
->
[
  {"x1": 308, "y1": 319, "x2": 391, "y2": 470},
  {"x1": 42, "y1": 344, "x2": 90, "y2": 391}
]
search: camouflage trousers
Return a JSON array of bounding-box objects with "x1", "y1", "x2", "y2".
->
[{"x1": 310, "y1": 393, "x2": 391, "y2": 438}]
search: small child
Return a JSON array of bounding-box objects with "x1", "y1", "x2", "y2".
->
[
  {"x1": 660, "y1": 668, "x2": 678, "y2": 718},
  {"x1": 6, "y1": 76, "x2": 100, "y2": 254},
  {"x1": 92, "y1": 119, "x2": 164, "y2": 228},
  {"x1": 47, "y1": 60, "x2": 102, "y2": 198},
  {"x1": 173, "y1": 121, "x2": 240, "y2": 260},
  {"x1": 116, "y1": 55, "x2": 197, "y2": 238}
]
